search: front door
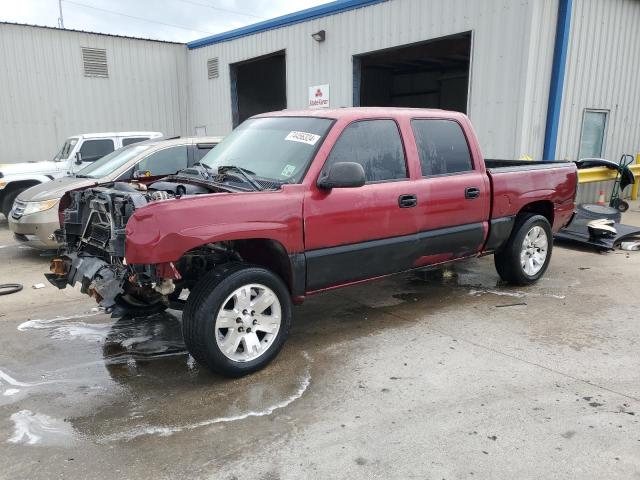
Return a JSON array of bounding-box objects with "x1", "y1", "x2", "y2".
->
[
  {"x1": 71, "y1": 138, "x2": 116, "y2": 173},
  {"x1": 303, "y1": 119, "x2": 420, "y2": 292}
]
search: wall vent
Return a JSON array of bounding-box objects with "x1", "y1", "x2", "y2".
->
[
  {"x1": 207, "y1": 58, "x2": 219, "y2": 79},
  {"x1": 82, "y1": 47, "x2": 108, "y2": 77}
]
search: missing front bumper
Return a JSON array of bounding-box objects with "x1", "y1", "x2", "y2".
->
[{"x1": 46, "y1": 254, "x2": 126, "y2": 308}]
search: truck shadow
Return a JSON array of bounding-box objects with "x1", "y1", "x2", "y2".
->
[{"x1": 100, "y1": 263, "x2": 489, "y2": 388}]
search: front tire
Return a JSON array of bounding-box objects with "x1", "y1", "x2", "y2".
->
[
  {"x1": 1, "y1": 188, "x2": 22, "y2": 219},
  {"x1": 182, "y1": 263, "x2": 292, "y2": 377},
  {"x1": 494, "y1": 214, "x2": 553, "y2": 285}
]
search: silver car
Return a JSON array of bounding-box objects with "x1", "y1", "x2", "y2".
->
[{"x1": 9, "y1": 136, "x2": 222, "y2": 249}]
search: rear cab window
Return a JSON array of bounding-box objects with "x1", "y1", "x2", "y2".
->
[
  {"x1": 323, "y1": 119, "x2": 407, "y2": 183},
  {"x1": 122, "y1": 137, "x2": 150, "y2": 147},
  {"x1": 411, "y1": 119, "x2": 473, "y2": 176}
]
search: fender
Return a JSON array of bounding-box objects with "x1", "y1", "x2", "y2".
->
[
  {"x1": 124, "y1": 186, "x2": 306, "y2": 265},
  {"x1": 1, "y1": 174, "x2": 52, "y2": 189}
]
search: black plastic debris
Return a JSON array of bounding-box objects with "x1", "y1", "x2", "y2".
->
[{"x1": 556, "y1": 211, "x2": 640, "y2": 251}]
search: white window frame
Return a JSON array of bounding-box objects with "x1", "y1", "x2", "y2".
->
[{"x1": 578, "y1": 108, "x2": 609, "y2": 160}]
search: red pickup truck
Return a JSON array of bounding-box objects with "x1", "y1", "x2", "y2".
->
[{"x1": 48, "y1": 108, "x2": 578, "y2": 376}]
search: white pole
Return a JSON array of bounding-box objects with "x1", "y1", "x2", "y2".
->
[{"x1": 58, "y1": 0, "x2": 64, "y2": 28}]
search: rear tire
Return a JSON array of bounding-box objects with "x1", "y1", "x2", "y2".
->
[
  {"x1": 182, "y1": 263, "x2": 292, "y2": 377},
  {"x1": 494, "y1": 214, "x2": 553, "y2": 285}
]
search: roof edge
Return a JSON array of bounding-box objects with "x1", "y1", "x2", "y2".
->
[
  {"x1": 187, "y1": 0, "x2": 388, "y2": 50},
  {"x1": 0, "y1": 21, "x2": 184, "y2": 45}
]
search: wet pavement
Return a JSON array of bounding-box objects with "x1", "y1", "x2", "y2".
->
[{"x1": 1, "y1": 212, "x2": 640, "y2": 479}]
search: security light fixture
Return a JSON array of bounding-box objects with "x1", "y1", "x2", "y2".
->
[{"x1": 311, "y1": 30, "x2": 326, "y2": 42}]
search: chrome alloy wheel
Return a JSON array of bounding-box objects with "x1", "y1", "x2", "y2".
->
[
  {"x1": 214, "y1": 283, "x2": 282, "y2": 362},
  {"x1": 520, "y1": 225, "x2": 548, "y2": 276}
]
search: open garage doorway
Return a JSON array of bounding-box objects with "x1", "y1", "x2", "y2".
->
[
  {"x1": 355, "y1": 32, "x2": 471, "y2": 113},
  {"x1": 230, "y1": 50, "x2": 286, "y2": 127}
]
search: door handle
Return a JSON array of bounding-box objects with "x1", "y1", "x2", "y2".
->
[
  {"x1": 465, "y1": 187, "x2": 480, "y2": 199},
  {"x1": 398, "y1": 194, "x2": 417, "y2": 208}
]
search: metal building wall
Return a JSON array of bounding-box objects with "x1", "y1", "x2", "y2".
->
[
  {"x1": 557, "y1": 0, "x2": 640, "y2": 162},
  {"x1": 0, "y1": 23, "x2": 189, "y2": 164},
  {"x1": 187, "y1": 0, "x2": 559, "y2": 160}
]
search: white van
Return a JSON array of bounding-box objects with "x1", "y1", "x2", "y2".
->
[{"x1": 0, "y1": 131, "x2": 162, "y2": 218}]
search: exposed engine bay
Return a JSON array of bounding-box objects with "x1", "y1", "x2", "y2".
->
[{"x1": 46, "y1": 167, "x2": 278, "y2": 312}]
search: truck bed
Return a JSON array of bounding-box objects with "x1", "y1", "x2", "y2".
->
[
  {"x1": 485, "y1": 160, "x2": 578, "y2": 233},
  {"x1": 485, "y1": 159, "x2": 574, "y2": 172}
]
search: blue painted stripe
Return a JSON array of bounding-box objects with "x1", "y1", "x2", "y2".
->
[
  {"x1": 187, "y1": 0, "x2": 388, "y2": 49},
  {"x1": 543, "y1": 0, "x2": 572, "y2": 160}
]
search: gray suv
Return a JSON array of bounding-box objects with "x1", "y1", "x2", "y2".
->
[{"x1": 9, "y1": 136, "x2": 222, "y2": 249}]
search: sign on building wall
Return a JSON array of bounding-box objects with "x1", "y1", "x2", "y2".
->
[{"x1": 308, "y1": 84, "x2": 330, "y2": 109}]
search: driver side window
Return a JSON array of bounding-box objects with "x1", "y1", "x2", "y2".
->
[
  {"x1": 137, "y1": 146, "x2": 189, "y2": 176},
  {"x1": 324, "y1": 119, "x2": 407, "y2": 183},
  {"x1": 79, "y1": 139, "x2": 114, "y2": 162}
]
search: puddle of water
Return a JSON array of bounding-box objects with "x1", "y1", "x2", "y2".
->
[
  {"x1": 7, "y1": 410, "x2": 76, "y2": 446},
  {"x1": 101, "y1": 364, "x2": 312, "y2": 442},
  {"x1": 0, "y1": 368, "x2": 78, "y2": 402},
  {"x1": 17, "y1": 311, "x2": 105, "y2": 332},
  {"x1": 468, "y1": 288, "x2": 565, "y2": 300}
]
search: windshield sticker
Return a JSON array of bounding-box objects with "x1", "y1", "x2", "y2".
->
[
  {"x1": 281, "y1": 164, "x2": 296, "y2": 177},
  {"x1": 285, "y1": 131, "x2": 321, "y2": 146}
]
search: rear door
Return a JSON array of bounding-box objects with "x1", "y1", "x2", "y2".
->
[
  {"x1": 409, "y1": 118, "x2": 490, "y2": 265},
  {"x1": 303, "y1": 119, "x2": 420, "y2": 291},
  {"x1": 134, "y1": 145, "x2": 190, "y2": 180}
]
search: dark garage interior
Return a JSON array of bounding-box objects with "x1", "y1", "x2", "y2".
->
[
  {"x1": 356, "y1": 32, "x2": 471, "y2": 113},
  {"x1": 231, "y1": 50, "x2": 287, "y2": 127}
]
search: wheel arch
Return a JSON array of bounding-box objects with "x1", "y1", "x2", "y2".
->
[
  {"x1": 1, "y1": 179, "x2": 43, "y2": 197},
  {"x1": 173, "y1": 237, "x2": 305, "y2": 298},
  {"x1": 0, "y1": 179, "x2": 43, "y2": 212},
  {"x1": 516, "y1": 200, "x2": 554, "y2": 226},
  {"x1": 231, "y1": 238, "x2": 304, "y2": 297}
]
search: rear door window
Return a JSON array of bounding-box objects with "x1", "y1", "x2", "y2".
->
[
  {"x1": 122, "y1": 137, "x2": 150, "y2": 146},
  {"x1": 79, "y1": 139, "x2": 115, "y2": 162},
  {"x1": 412, "y1": 119, "x2": 473, "y2": 176},
  {"x1": 137, "y1": 145, "x2": 189, "y2": 176},
  {"x1": 324, "y1": 119, "x2": 407, "y2": 182}
]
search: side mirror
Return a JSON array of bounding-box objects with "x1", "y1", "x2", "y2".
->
[
  {"x1": 75, "y1": 152, "x2": 83, "y2": 165},
  {"x1": 317, "y1": 162, "x2": 366, "y2": 189},
  {"x1": 133, "y1": 170, "x2": 151, "y2": 179}
]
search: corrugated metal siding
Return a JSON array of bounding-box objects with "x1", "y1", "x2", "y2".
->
[
  {"x1": 576, "y1": 180, "x2": 616, "y2": 205},
  {"x1": 556, "y1": 0, "x2": 640, "y2": 162},
  {"x1": 0, "y1": 24, "x2": 189, "y2": 163},
  {"x1": 187, "y1": 0, "x2": 558, "y2": 159}
]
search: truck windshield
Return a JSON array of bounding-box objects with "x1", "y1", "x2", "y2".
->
[
  {"x1": 52, "y1": 137, "x2": 79, "y2": 161},
  {"x1": 200, "y1": 117, "x2": 333, "y2": 183},
  {"x1": 75, "y1": 144, "x2": 152, "y2": 179}
]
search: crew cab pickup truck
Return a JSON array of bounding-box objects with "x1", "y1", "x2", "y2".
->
[{"x1": 47, "y1": 108, "x2": 578, "y2": 377}]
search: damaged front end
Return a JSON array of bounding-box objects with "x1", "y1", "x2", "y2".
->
[{"x1": 46, "y1": 184, "x2": 179, "y2": 311}]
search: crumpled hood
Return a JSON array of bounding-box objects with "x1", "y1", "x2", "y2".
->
[
  {"x1": 0, "y1": 161, "x2": 65, "y2": 177},
  {"x1": 17, "y1": 176, "x2": 98, "y2": 202}
]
